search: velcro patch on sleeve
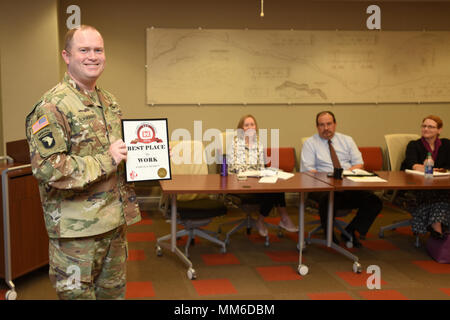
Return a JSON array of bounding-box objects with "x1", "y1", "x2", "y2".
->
[{"x1": 32, "y1": 115, "x2": 50, "y2": 134}]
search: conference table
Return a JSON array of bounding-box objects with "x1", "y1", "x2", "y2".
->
[
  {"x1": 158, "y1": 173, "x2": 333, "y2": 279},
  {"x1": 304, "y1": 170, "x2": 450, "y2": 271},
  {"x1": 159, "y1": 171, "x2": 450, "y2": 280}
]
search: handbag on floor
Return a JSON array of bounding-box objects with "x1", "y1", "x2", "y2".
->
[{"x1": 426, "y1": 233, "x2": 450, "y2": 264}]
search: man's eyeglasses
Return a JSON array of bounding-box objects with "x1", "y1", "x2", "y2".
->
[{"x1": 421, "y1": 125, "x2": 437, "y2": 129}]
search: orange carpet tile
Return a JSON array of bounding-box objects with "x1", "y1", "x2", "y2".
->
[
  {"x1": 360, "y1": 232, "x2": 376, "y2": 239},
  {"x1": 307, "y1": 292, "x2": 354, "y2": 300},
  {"x1": 395, "y1": 226, "x2": 414, "y2": 236},
  {"x1": 127, "y1": 232, "x2": 156, "y2": 242},
  {"x1": 336, "y1": 271, "x2": 388, "y2": 287},
  {"x1": 359, "y1": 289, "x2": 408, "y2": 300},
  {"x1": 284, "y1": 232, "x2": 301, "y2": 243},
  {"x1": 360, "y1": 239, "x2": 399, "y2": 251},
  {"x1": 256, "y1": 265, "x2": 302, "y2": 281},
  {"x1": 176, "y1": 235, "x2": 208, "y2": 247},
  {"x1": 126, "y1": 281, "x2": 155, "y2": 299},
  {"x1": 127, "y1": 249, "x2": 146, "y2": 261},
  {"x1": 201, "y1": 253, "x2": 240, "y2": 266},
  {"x1": 192, "y1": 279, "x2": 238, "y2": 296},
  {"x1": 412, "y1": 260, "x2": 450, "y2": 274},
  {"x1": 439, "y1": 288, "x2": 450, "y2": 296}
]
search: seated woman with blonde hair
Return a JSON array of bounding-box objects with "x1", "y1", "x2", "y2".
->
[
  {"x1": 227, "y1": 114, "x2": 298, "y2": 237},
  {"x1": 401, "y1": 115, "x2": 450, "y2": 239}
]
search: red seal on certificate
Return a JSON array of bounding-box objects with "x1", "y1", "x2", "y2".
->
[
  {"x1": 129, "y1": 170, "x2": 138, "y2": 180},
  {"x1": 130, "y1": 123, "x2": 163, "y2": 144}
]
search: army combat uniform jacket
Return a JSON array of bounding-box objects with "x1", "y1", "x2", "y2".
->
[{"x1": 26, "y1": 73, "x2": 141, "y2": 239}]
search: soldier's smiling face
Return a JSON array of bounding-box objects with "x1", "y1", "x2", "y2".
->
[{"x1": 62, "y1": 28, "x2": 105, "y2": 91}]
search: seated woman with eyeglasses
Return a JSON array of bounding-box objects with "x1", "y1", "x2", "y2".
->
[
  {"x1": 227, "y1": 114, "x2": 298, "y2": 237},
  {"x1": 401, "y1": 115, "x2": 450, "y2": 239}
]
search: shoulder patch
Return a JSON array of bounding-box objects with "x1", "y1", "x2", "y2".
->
[
  {"x1": 32, "y1": 115, "x2": 50, "y2": 134},
  {"x1": 38, "y1": 131, "x2": 56, "y2": 149}
]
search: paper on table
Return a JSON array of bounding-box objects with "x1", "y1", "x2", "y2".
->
[
  {"x1": 277, "y1": 171, "x2": 294, "y2": 180},
  {"x1": 258, "y1": 176, "x2": 278, "y2": 183},
  {"x1": 240, "y1": 169, "x2": 277, "y2": 177},
  {"x1": 346, "y1": 176, "x2": 387, "y2": 182},
  {"x1": 405, "y1": 169, "x2": 450, "y2": 177},
  {"x1": 343, "y1": 168, "x2": 375, "y2": 176}
]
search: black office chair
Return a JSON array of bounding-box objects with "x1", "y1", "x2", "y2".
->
[
  {"x1": 305, "y1": 195, "x2": 355, "y2": 248},
  {"x1": 219, "y1": 193, "x2": 282, "y2": 247}
]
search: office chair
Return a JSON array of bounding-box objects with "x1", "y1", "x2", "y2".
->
[
  {"x1": 156, "y1": 140, "x2": 227, "y2": 260},
  {"x1": 265, "y1": 147, "x2": 296, "y2": 173},
  {"x1": 0, "y1": 156, "x2": 14, "y2": 164},
  {"x1": 379, "y1": 133, "x2": 421, "y2": 247},
  {"x1": 382, "y1": 134, "x2": 420, "y2": 202},
  {"x1": 217, "y1": 132, "x2": 284, "y2": 247}
]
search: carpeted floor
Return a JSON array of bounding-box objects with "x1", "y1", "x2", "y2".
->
[{"x1": 2, "y1": 200, "x2": 450, "y2": 300}]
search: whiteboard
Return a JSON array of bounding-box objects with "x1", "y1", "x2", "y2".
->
[{"x1": 146, "y1": 28, "x2": 450, "y2": 105}]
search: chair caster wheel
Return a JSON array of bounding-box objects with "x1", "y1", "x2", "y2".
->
[
  {"x1": 218, "y1": 227, "x2": 222, "y2": 234},
  {"x1": 378, "y1": 232, "x2": 384, "y2": 238},
  {"x1": 220, "y1": 246, "x2": 227, "y2": 254},
  {"x1": 353, "y1": 262, "x2": 362, "y2": 273},
  {"x1": 5, "y1": 290, "x2": 17, "y2": 300},
  {"x1": 298, "y1": 265, "x2": 309, "y2": 276},
  {"x1": 187, "y1": 268, "x2": 197, "y2": 280},
  {"x1": 156, "y1": 245, "x2": 163, "y2": 257},
  {"x1": 264, "y1": 239, "x2": 270, "y2": 247},
  {"x1": 277, "y1": 230, "x2": 283, "y2": 238},
  {"x1": 345, "y1": 241, "x2": 353, "y2": 249},
  {"x1": 246, "y1": 227, "x2": 251, "y2": 235}
]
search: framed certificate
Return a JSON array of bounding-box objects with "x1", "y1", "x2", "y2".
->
[{"x1": 121, "y1": 118, "x2": 171, "y2": 182}]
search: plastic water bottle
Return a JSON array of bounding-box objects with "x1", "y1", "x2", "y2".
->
[{"x1": 424, "y1": 152, "x2": 434, "y2": 179}]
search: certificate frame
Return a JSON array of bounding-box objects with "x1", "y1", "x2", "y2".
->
[{"x1": 121, "y1": 118, "x2": 171, "y2": 182}]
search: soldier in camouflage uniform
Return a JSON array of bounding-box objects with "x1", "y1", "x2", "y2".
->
[{"x1": 25, "y1": 25, "x2": 141, "y2": 299}]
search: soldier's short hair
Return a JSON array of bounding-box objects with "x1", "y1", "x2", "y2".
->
[{"x1": 64, "y1": 25, "x2": 101, "y2": 51}]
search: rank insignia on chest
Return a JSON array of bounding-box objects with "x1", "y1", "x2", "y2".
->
[{"x1": 32, "y1": 115, "x2": 50, "y2": 134}]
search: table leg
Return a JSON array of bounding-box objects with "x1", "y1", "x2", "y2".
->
[
  {"x1": 297, "y1": 192, "x2": 309, "y2": 275},
  {"x1": 326, "y1": 191, "x2": 334, "y2": 247},
  {"x1": 156, "y1": 194, "x2": 194, "y2": 278},
  {"x1": 170, "y1": 194, "x2": 177, "y2": 252},
  {"x1": 307, "y1": 190, "x2": 361, "y2": 273}
]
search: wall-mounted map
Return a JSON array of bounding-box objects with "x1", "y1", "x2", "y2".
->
[{"x1": 146, "y1": 28, "x2": 450, "y2": 105}]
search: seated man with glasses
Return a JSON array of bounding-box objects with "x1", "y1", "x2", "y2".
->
[{"x1": 300, "y1": 111, "x2": 382, "y2": 248}]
